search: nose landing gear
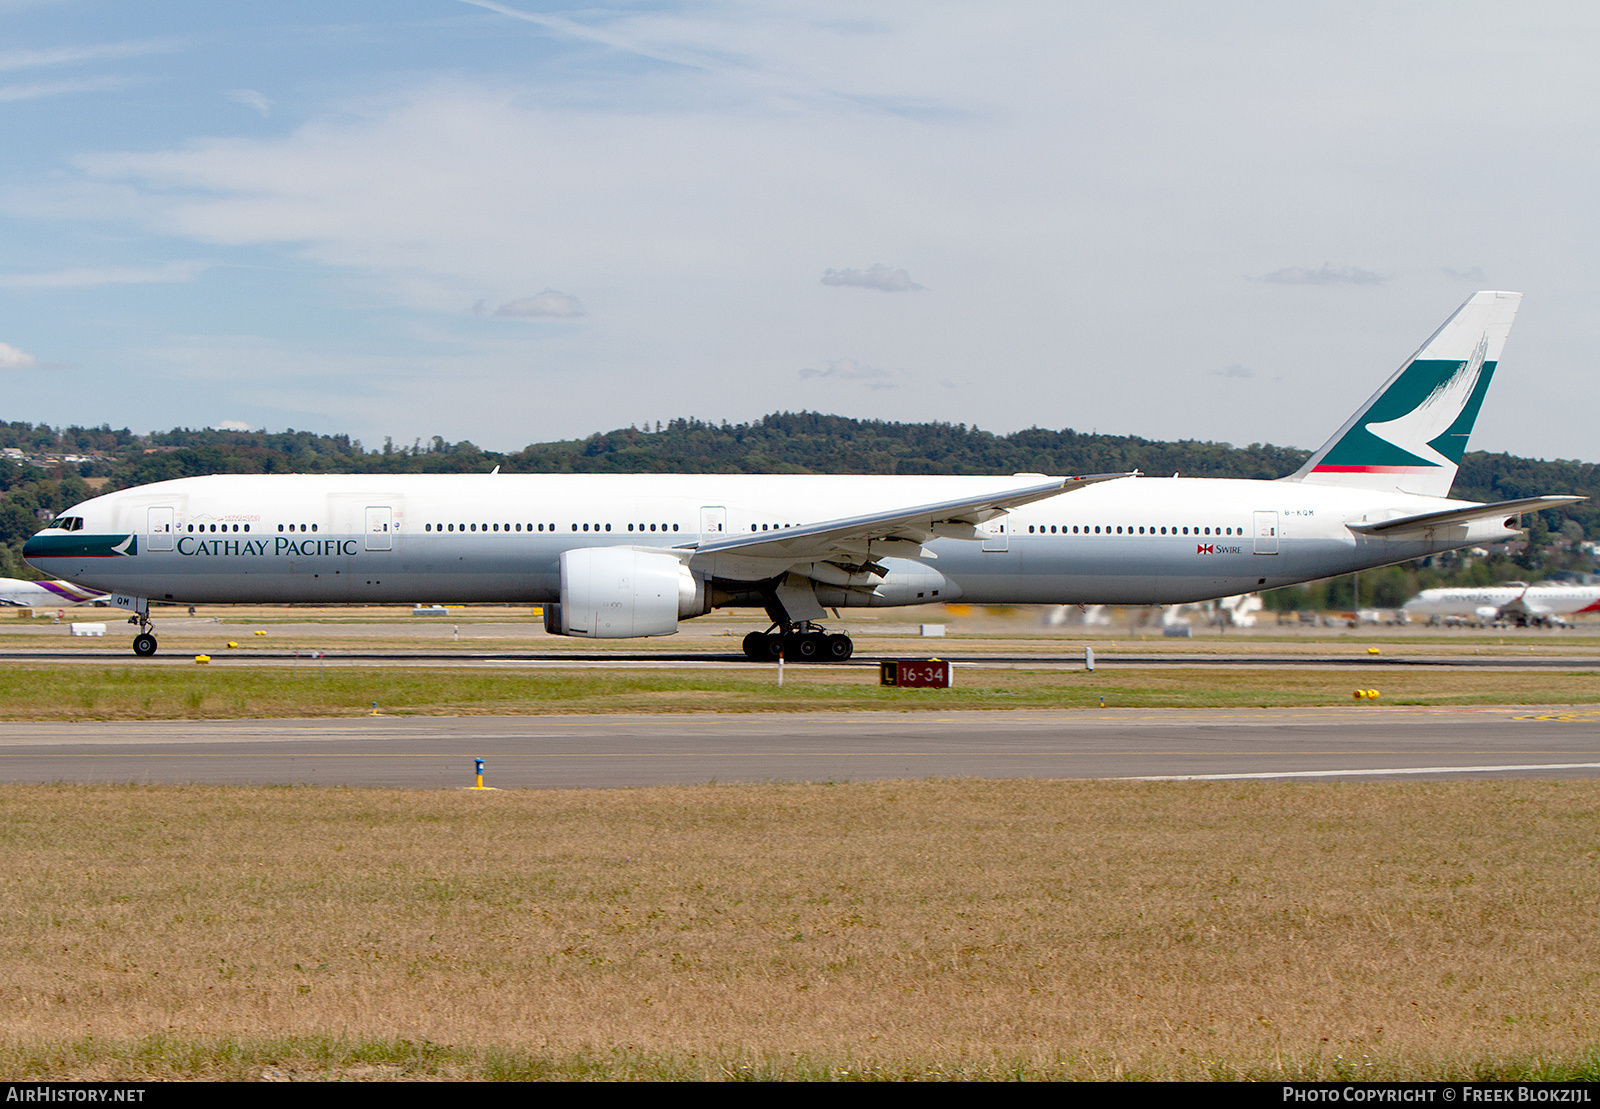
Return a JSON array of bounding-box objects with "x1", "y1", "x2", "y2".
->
[
  {"x1": 128, "y1": 611, "x2": 157, "y2": 657},
  {"x1": 741, "y1": 622, "x2": 853, "y2": 662}
]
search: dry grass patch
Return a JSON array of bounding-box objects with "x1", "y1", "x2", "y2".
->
[
  {"x1": 0, "y1": 664, "x2": 1596, "y2": 720},
  {"x1": 0, "y1": 780, "x2": 1596, "y2": 1079}
]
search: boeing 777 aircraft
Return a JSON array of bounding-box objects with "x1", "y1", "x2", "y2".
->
[{"x1": 22, "y1": 291, "x2": 1582, "y2": 658}]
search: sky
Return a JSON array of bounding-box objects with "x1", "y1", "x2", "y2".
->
[{"x1": 0, "y1": 1, "x2": 1596, "y2": 460}]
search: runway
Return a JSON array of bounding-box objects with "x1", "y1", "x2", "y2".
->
[{"x1": 2, "y1": 706, "x2": 1597, "y2": 788}]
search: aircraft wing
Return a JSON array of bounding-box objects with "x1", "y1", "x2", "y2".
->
[
  {"x1": 683, "y1": 472, "x2": 1134, "y2": 566},
  {"x1": 1345, "y1": 495, "x2": 1583, "y2": 536}
]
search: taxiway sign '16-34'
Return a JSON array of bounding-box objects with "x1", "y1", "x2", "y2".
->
[{"x1": 23, "y1": 291, "x2": 1583, "y2": 658}]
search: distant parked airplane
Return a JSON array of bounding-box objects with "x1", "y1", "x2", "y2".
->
[
  {"x1": 1402, "y1": 583, "x2": 1600, "y2": 627},
  {"x1": 0, "y1": 577, "x2": 109, "y2": 608}
]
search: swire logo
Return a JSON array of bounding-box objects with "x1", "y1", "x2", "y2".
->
[{"x1": 1196, "y1": 544, "x2": 1213, "y2": 554}]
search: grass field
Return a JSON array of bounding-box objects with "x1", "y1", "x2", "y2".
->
[
  {"x1": 0, "y1": 662, "x2": 1593, "y2": 720},
  {"x1": 0, "y1": 779, "x2": 1595, "y2": 1081},
  {"x1": 3, "y1": 619, "x2": 1596, "y2": 1081}
]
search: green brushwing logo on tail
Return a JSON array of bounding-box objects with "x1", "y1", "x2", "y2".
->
[
  {"x1": 1292, "y1": 288, "x2": 1516, "y2": 496},
  {"x1": 1313, "y1": 342, "x2": 1496, "y2": 475},
  {"x1": 1292, "y1": 291, "x2": 1520, "y2": 498}
]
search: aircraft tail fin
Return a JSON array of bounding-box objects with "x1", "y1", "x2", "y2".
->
[{"x1": 1286, "y1": 291, "x2": 1521, "y2": 498}]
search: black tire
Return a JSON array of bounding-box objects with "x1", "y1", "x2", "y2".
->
[
  {"x1": 742, "y1": 631, "x2": 767, "y2": 660},
  {"x1": 825, "y1": 634, "x2": 853, "y2": 661},
  {"x1": 759, "y1": 633, "x2": 783, "y2": 660},
  {"x1": 133, "y1": 633, "x2": 158, "y2": 658},
  {"x1": 793, "y1": 634, "x2": 821, "y2": 660}
]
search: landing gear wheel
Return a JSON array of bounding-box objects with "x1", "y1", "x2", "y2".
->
[
  {"x1": 744, "y1": 632, "x2": 782, "y2": 661},
  {"x1": 792, "y1": 634, "x2": 821, "y2": 660},
  {"x1": 825, "y1": 634, "x2": 853, "y2": 661},
  {"x1": 132, "y1": 633, "x2": 158, "y2": 658}
]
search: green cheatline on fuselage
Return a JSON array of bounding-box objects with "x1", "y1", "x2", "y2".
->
[{"x1": 22, "y1": 534, "x2": 136, "y2": 559}]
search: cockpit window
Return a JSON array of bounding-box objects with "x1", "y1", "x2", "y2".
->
[{"x1": 51, "y1": 516, "x2": 84, "y2": 532}]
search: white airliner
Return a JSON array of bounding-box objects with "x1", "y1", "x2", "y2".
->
[
  {"x1": 1402, "y1": 583, "x2": 1600, "y2": 627},
  {"x1": 0, "y1": 577, "x2": 107, "y2": 608},
  {"x1": 22, "y1": 291, "x2": 1582, "y2": 659}
]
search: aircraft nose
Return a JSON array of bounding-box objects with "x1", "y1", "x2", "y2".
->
[{"x1": 21, "y1": 534, "x2": 46, "y2": 561}]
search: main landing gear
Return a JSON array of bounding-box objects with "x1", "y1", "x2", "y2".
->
[
  {"x1": 741, "y1": 622, "x2": 853, "y2": 662},
  {"x1": 129, "y1": 613, "x2": 158, "y2": 657}
]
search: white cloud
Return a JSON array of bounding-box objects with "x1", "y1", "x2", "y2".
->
[
  {"x1": 9, "y1": 7, "x2": 1600, "y2": 459},
  {"x1": 227, "y1": 89, "x2": 272, "y2": 117},
  {"x1": 0, "y1": 39, "x2": 181, "y2": 74},
  {"x1": 1259, "y1": 264, "x2": 1384, "y2": 286},
  {"x1": 456, "y1": 0, "x2": 725, "y2": 75},
  {"x1": 0, "y1": 260, "x2": 208, "y2": 289},
  {"x1": 493, "y1": 290, "x2": 586, "y2": 318},
  {"x1": 0, "y1": 342, "x2": 37, "y2": 370},
  {"x1": 212, "y1": 420, "x2": 253, "y2": 431},
  {"x1": 799, "y1": 357, "x2": 895, "y2": 389},
  {"x1": 0, "y1": 75, "x2": 131, "y2": 103},
  {"x1": 821, "y1": 263, "x2": 924, "y2": 292}
]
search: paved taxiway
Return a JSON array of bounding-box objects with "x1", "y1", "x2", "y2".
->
[
  {"x1": 1, "y1": 707, "x2": 1597, "y2": 788},
  {"x1": 3, "y1": 649, "x2": 1599, "y2": 671}
]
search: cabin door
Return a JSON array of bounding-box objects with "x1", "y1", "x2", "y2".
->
[
  {"x1": 700, "y1": 506, "x2": 726, "y2": 541},
  {"x1": 981, "y1": 514, "x2": 1009, "y2": 552},
  {"x1": 365, "y1": 506, "x2": 393, "y2": 551},
  {"x1": 1253, "y1": 511, "x2": 1279, "y2": 555},
  {"x1": 147, "y1": 507, "x2": 175, "y2": 551}
]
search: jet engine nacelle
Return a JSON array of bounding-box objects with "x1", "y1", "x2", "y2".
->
[{"x1": 545, "y1": 547, "x2": 706, "y2": 638}]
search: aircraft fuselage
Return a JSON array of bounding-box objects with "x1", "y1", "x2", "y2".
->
[{"x1": 25, "y1": 472, "x2": 1518, "y2": 609}]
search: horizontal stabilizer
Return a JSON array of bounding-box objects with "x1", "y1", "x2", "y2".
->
[{"x1": 1345, "y1": 495, "x2": 1583, "y2": 535}]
